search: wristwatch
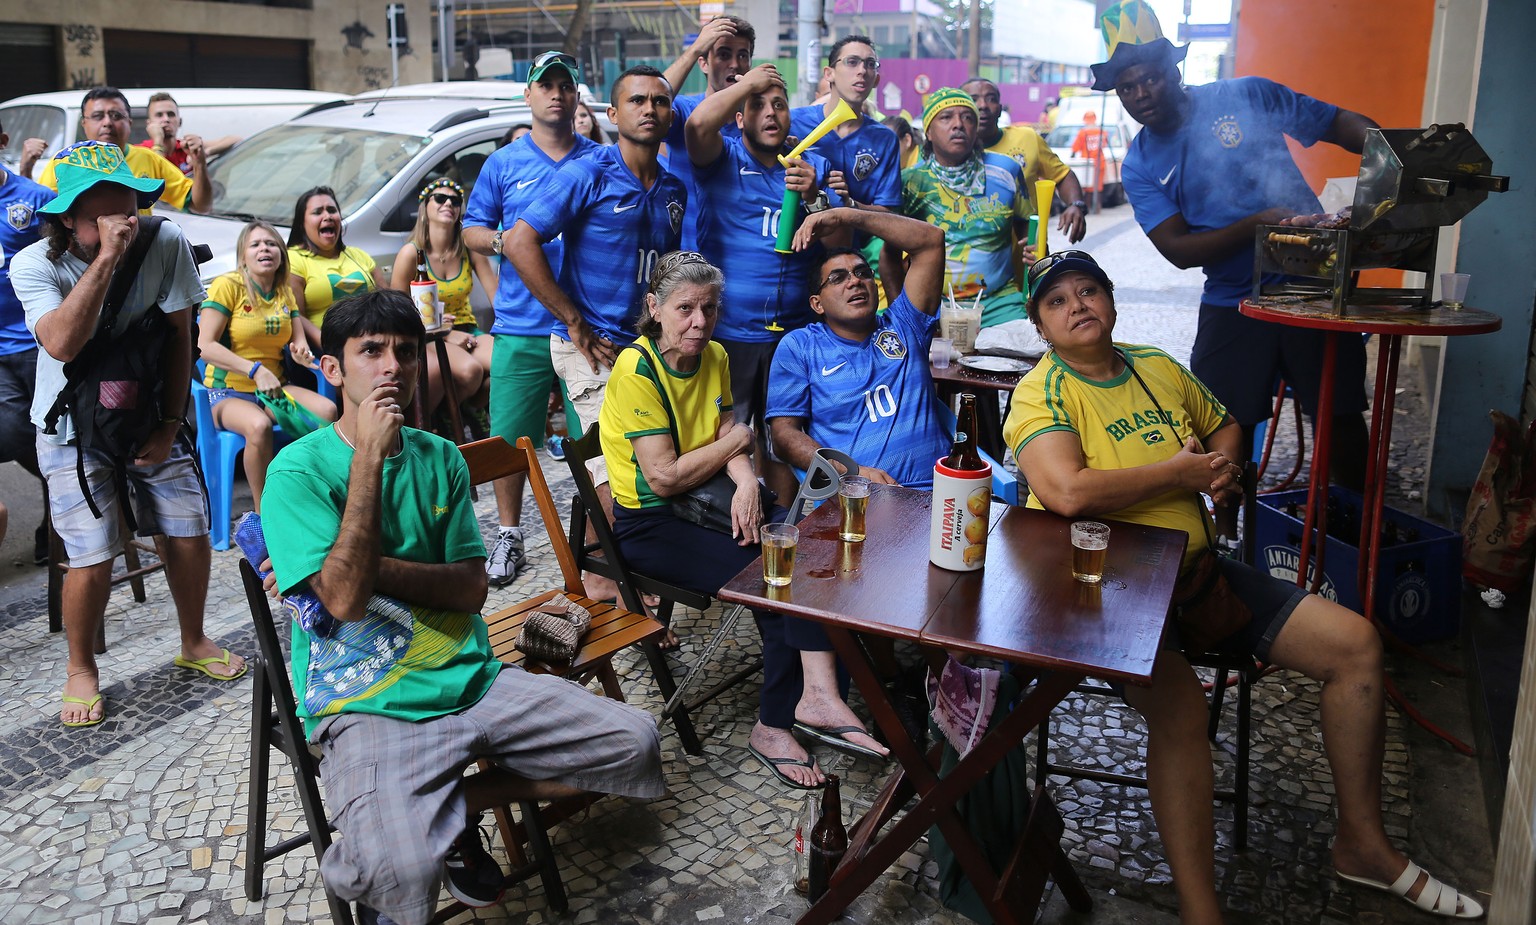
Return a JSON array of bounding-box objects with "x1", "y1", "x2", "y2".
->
[
  {"x1": 491, "y1": 229, "x2": 504, "y2": 256},
  {"x1": 1069, "y1": 200, "x2": 1088, "y2": 211},
  {"x1": 804, "y1": 192, "x2": 831, "y2": 214}
]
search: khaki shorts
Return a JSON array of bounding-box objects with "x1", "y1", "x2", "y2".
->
[{"x1": 549, "y1": 334, "x2": 611, "y2": 487}]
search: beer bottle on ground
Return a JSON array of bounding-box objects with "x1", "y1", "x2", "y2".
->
[
  {"x1": 414, "y1": 247, "x2": 431, "y2": 284},
  {"x1": 807, "y1": 774, "x2": 848, "y2": 903},
  {"x1": 944, "y1": 394, "x2": 986, "y2": 471}
]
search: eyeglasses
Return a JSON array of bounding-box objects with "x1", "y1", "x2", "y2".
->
[
  {"x1": 533, "y1": 51, "x2": 579, "y2": 71},
  {"x1": 83, "y1": 110, "x2": 129, "y2": 124},
  {"x1": 815, "y1": 263, "x2": 875, "y2": 291},
  {"x1": 430, "y1": 193, "x2": 463, "y2": 207},
  {"x1": 836, "y1": 55, "x2": 880, "y2": 72}
]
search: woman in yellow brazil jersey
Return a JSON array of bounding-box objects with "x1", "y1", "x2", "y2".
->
[
  {"x1": 198, "y1": 220, "x2": 336, "y2": 512},
  {"x1": 285, "y1": 186, "x2": 385, "y2": 335},
  {"x1": 389, "y1": 178, "x2": 498, "y2": 422},
  {"x1": 1005, "y1": 250, "x2": 1481, "y2": 923}
]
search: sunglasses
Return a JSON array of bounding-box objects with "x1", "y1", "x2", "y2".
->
[
  {"x1": 533, "y1": 51, "x2": 579, "y2": 71},
  {"x1": 816, "y1": 263, "x2": 875, "y2": 291},
  {"x1": 1027, "y1": 249, "x2": 1094, "y2": 286},
  {"x1": 430, "y1": 193, "x2": 463, "y2": 207}
]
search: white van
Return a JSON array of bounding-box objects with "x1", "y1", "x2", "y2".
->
[
  {"x1": 1045, "y1": 92, "x2": 1141, "y2": 207},
  {"x1": 0, "y1": 87, "x2": 347, "y2": 173}
]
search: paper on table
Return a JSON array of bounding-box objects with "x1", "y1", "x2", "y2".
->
[{"x1": 974, "y1": 319, "x2": 1050, "y2": 358}]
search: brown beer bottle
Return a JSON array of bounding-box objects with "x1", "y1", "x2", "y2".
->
[
  {"x1": 807, "y1": 774, "x2": 848, "y2": 903},
  {"x1": 414, "y1": 247, "x2": 431, "y2": 283},
  {"x1": 944, "y1": 394, "x2": 986, "y2": 470}
]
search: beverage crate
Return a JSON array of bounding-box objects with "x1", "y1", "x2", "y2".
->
[{"x1": 1253, "y1": 487, "x2": 1462, "y2": 644}]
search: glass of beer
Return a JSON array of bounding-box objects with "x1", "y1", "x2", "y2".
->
[
  {"x1": 1070, "y1": 521, "x2": 1110, "y2": 583},
  {"x1": 838, "y1": 476, "x2": 871, "y2": 542},
  {"x1": 761, "y1": 523, "x2": 799, "y2": 587}
]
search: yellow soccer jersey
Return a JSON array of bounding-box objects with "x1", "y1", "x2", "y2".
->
[
  {"x1": 985, "y1": 125, "x2": 1070, "y2": 214},
  {"x1": 1005, "y1": 345, "x2": 1230, "y2": 566},
  {"x1": 601, "y1": 338, "x2": 734, "y2": 511},
  {"x1": 429, "y1": 251, "x2": 475, "y2": 327},
  {"x1": 201, "y1": 272, "x2": 299, "y2": 391},
  {"x1": 38, "y1": 145, "x2": 193, "y2": 213},
  {"x1": 288, "y1": 246, "x2": 377, "y2": 328}
]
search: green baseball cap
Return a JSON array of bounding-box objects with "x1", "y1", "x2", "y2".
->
[
  {"x1": 528, "y1": 50, "x2": 582, "y2": 84},
  {"x1": 39, "y1": 141, "x2": 163, "y2": 215}
]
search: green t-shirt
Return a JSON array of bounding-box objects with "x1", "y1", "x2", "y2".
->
[{"x1": 264, "y1": 426, "x2": 497, "y2": 737}]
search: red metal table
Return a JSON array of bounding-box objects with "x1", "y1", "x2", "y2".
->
[
  {"x1": 1239, "y1": 297, "x2": 1501, "y2": 752},
  {"x1": 719, "y1": 484, "x2": 1185, "y2": 924}
]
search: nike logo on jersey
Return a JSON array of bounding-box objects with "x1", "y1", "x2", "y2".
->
[
  {"x1": 613, "y1": 203, "x2": 639, "y2": 213},
  {"x1": 740, "y1": 167, "x2": 762, "y2": 176},
  {"x1": 516, "y1": 179, "x2": 538, "y2": 189},
  {"x1": 1159, "y1": 165, "x2": 1177, "y2": 186},
  {"x1": 821, "y1": 361, "x2": 847, "y2": 376}
]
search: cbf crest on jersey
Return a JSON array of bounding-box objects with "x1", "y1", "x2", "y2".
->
[
  {"x1": 853, "y1": 151, "x2": 878, "y2": 182},
  {"x1": 6, "y1": 201, "x2": 34, "y2": 232},
  {"x1": 667, "y1": 199, "x2": 685, "y2": 235},
  {"x1": 874, "y1": 329, "x2": 905, "y2": 359}
]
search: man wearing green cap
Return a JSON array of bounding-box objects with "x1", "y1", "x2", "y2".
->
[
  {"x1": 1100, "y1": 0, "x2": 1377, "y2": 500},
  {"x1": 11, "y1": 140, "x2": 244, "y2": 728}
]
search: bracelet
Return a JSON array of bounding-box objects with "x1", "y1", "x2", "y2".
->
[
  {"x1": 249, "y1": 361, "x2": 262, "y2": 379},
  {"x1": 160, "y1": 416, "x2": 181, "y2": 426}
]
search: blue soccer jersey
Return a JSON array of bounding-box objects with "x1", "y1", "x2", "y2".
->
[
  {"x1": 464, "y1": 133, "x2": 599, "y2": 337},
  {"x1": 694, "y1": 137, "x2": 841, "y2": 343},
  {"x1": 519, "y1": 144, "x2": 688, "y2": 345},
  {"x1": 666, "y1": 91, "x2": 741, "y2": 252},
  {"x1": 766, "y1": 290, "x2": 949, "y2": 488},
  {"x1": 0, "y1": 170, "x2": 52, "y2": 356},
  {"x1": 789, "y1": 105, "x2": 901, "y2": 210}
]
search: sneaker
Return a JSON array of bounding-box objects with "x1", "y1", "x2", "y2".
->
[
  {"x1": 443, "y1": 815, "x2": 506, "y2": 908},
  {"x1": 486, "y1": 528, "x2": 526, "y2": 587},
  {"x1": 545, "y1": 434, "x2": 566, "y2": 461}
]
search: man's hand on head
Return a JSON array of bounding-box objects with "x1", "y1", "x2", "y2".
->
[
  {"x1": 355, "y1": 379, "x2": 405, "y2": 459},
  {"x1": 690, "y1": 16, "x2": 737, "y2": 57}
]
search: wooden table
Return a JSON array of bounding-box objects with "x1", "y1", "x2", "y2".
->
[
  {"x1": 1239, "y1": 297, "x2": 1501, "y2": 754},
  {"x1": 409, "y1": 322, "x2": 466, "y2": 442},
  {"x1": 930, "y1": 355, "x2": 1034, "y2": 394},
  {"x1": 718, "y1": 484, "x2": 1186, "y2": 925}
]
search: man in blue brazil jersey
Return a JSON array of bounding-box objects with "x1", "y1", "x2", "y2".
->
[
  {"x1": 661, "y1": 15, "x2": 755, "y2": 250},
  {"x1": 1102, "y1": 0, "x2": 1375, "y2": 501},
  {"x1": 768, "y1": 209, "x2": 947, "y2": 490},
  {"x1": 789, "y1": 35, "x2": 901, "y2": 215},
  {"x1": 684, "y1": 61, "x2": 846, "y2": 500},
  {"x1": 464, "y1": 50, "x2": 598, "y2": 587},
  {"x1": 0, "y1": 120, "x2": 54, "y2": 563}
]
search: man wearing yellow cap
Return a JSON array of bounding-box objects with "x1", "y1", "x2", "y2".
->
[
  {"x1": 28, "y1": 87, "x2": 211, "y2": 214},
  {"x1": 1102, "y1": 0, "x2": 1373, "y2": 497}
]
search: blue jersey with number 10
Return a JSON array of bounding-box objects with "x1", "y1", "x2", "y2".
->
[
  {"x1": 518, "y1": 144, "x2": 687, "y2": 345},
  {"x1": 766, "y1": 291, "x2": 949, "y2": 488}
]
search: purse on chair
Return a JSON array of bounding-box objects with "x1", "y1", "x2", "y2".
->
[{"x1": 515, "y1": 598, "x2": 593, "y2": 664}]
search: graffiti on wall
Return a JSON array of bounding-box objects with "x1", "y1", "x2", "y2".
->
[
  {"x1": 356, "y1": 65, "x2": 390, "y2": 89},
  {"x1": 341, "y1": 21, "x2": 375, "y2": 52},
  {"x1": 69, "y1": 68, "x2": 99, "y2": 90},
  {"x1": 64, "y1": 24, "x2": 100, "y2": 59}
]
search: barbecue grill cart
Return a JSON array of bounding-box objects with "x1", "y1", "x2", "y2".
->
[{"x1": 1253, "y1": 123, "x2": 1509, "y2": 312}]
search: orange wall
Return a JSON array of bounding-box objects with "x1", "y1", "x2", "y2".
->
[{"x1": 1234, "y1": 0, "x2": 1436, "y2": 192}]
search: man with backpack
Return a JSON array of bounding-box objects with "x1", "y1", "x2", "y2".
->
[{"x1": 11, "y1": 141, "x2": 245, "y2": 729}]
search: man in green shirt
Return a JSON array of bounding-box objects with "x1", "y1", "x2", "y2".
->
[{"x1": 263, "y1": 290, "x2": 663, "y2": 925}]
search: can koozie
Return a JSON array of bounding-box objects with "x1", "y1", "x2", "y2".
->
[
  {"x1": 410, "y1": 280, "x2": 440, "y2": 328},
  {"x1": 930, "y1": 458, "x2": 992, "y2": 571}
]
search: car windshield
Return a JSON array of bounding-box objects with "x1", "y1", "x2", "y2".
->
[
  {"x1": 1048, "y1": 124, "x2": 1125, "y2": 149},
  {"x1": 207, "y1": 124, "x2": 429, "y2": 222}
]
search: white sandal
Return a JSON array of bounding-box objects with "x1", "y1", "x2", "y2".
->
[{"x1": 1338, "y1": 859, "x2": 1484, "y2": 919}]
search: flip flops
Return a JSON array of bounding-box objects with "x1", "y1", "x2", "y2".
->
[
  {"x1": 793, "y1": 721, "x2": 889, "y2": 762},
  {"x1": 1338, "y1": 860, "x2": 1484, "y2": 919},
  {"x1": 61, "y1": 692, "x2": 105, "y2": 728},
  {"x1": 747, "y1": 743, "x2": 824, "y2": 789},
  {"x1": 174, "y1": 648, "x2": 248, "y2": 681}
]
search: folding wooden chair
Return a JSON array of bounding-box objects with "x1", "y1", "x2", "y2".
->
[{"x1": 558, "y1": 424, "x2": 763, "y2": 756}]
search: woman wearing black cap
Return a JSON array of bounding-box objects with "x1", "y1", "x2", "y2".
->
[{"x1": 1002, "y1": 250, "x2": 1482, "y2": 922}]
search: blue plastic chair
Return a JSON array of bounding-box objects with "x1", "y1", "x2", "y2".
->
[{"x1": 192, "y1": 363, "x2": 288, "y2": 551}]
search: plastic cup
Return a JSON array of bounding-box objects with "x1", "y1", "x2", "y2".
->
[
  {"x1": 1070, "y1": 521, "x2": 1110, "y2": 584},
  {"x1": 838, "y1": 476, "x2": 871, "y2": 542},
  {"x1": 761, "y1": 523, "x2": 799, "y2": 587},
  {"x1": 1440, "y1": 272, "x2": 1470, "y2": 309},
  {"x1": 930, "y1": 337, "x2": 953, "y2": 370}
]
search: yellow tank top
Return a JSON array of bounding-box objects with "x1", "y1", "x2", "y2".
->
[{"x1": 422, "y1": 248, "x2": 475, "y2": 327}]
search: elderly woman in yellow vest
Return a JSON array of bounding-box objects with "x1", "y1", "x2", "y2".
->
[
  {"x1": 199, "y1": 220, "x2": 337, "y2": 512},
  {"x1": 389, "y1": 178, "x2": 499, "y2": 422}
]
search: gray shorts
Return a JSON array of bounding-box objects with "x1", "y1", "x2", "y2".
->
[
  {"x1": 312, "y1": 666, "x2": 663, "y2": 924},
  {"x1": 1167, "y1": 556, "x2": 1308, "y2": 662},
  {"x1": 38, "y1": 431, "x2": 210, "y2": 568}
]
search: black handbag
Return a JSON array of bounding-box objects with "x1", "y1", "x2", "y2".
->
[{"x1": 623, "y1": 342, "x2": 774, "y2": 535}]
